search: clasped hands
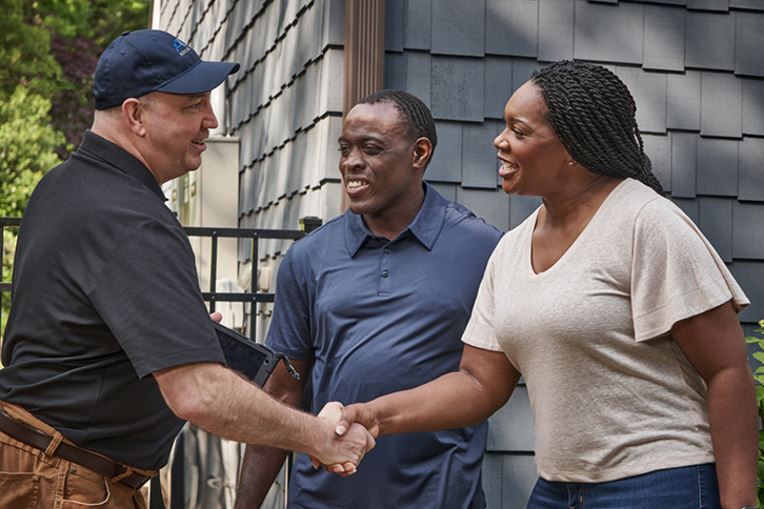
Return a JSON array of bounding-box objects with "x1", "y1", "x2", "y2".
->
[{"x1": 310, "y1": 401, "x2": 379, "y2": 476}]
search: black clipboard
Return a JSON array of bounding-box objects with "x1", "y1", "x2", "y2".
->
[{"x1": 214, "y1": 323, "x2": 299, "y2": 387}]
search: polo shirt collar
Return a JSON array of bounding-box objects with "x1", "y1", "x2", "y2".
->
[
  {"x1": 77, "y1": 130, "x2": 167, "y2": 201},
  {"x1": 345, "y1": 182, "x2": 447, "y2": 257}
]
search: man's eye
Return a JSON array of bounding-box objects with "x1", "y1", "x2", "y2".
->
[
  {"x1": 338, "y1": 145, "x2": 351, "y2": 156},
  {"x1": 513, "y1": 129, "x2": 526, "y2": 139},
  {"x1": 363, "y1": 146, "x2": 381, "y2": 155}
]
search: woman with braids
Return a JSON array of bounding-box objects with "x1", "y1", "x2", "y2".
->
[{"x1": 321, "y1": 60, "x2": 758, "y2": 509}]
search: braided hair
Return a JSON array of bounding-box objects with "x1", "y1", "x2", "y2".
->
[
  {"x1": 529, "y1": 61, "x2": 664, "y2": 194},
  {"x1": 356, "y1": 89, "x2": 438, "y2": 167}
]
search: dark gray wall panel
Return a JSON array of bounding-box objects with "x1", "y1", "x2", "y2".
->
[
  {"x1": 538, "y1": 0, "x2": 575, "y2": 62},
  {"x1": 574, "y1": 0, "x2": 643, "y2": 64},
  {"x1": 735, "y1": 12, "x2": 764, "y2": 77},
  {"x1": 501, "y1": 455, "x2": 538, "y2": 509},
  {"x1": 314, "y1": 116, "x2": 343, "y2": 183},
  {"x1": 688, "y1": 0, "x2": 729, "y2": 11},
  {"x1": 742, "y1": 79, "x2": 764, "y2": 136},
  {"x1": 644, "y1": 5, "x2": 686, "y2": 71},
  {"x1": 384, "y1": 52, "x2": 407, "y2": 90},
  {"x1": 487, "y1": 386, "x2": 534, "y2": 451},
  {"x1": 485, "y1": 0, "x2": 539, "y2": 58},
  {"x1": 698, "y1": 197, "x2": 733, "y2": 262},
  {"x1": 510, "y1": 195, "x2": 542, "y2": 228},
  {"x1": 696, "y1": 137, "x2": 739, "y2": 196},
  {"x1": 321, "y1": 0, "x2": 344, "y2": 48},
  {"x1": 739, "y1": 137, "x2": 764, "y2": 201},
  {"x1": 404, "y1": 0, "x2": 431, "y2": 50},
  {"x1": 318, "y1": 48, "x2": 345, "y2": 115},
  {"x1": 667, "y1": 71, "x2": 701, "y2": 130},
  {"x1": 385, "y1": 0, "x2": 404, "y2": 52},
  {"x1": 428, "y1": 121, "x2": 463, "y2": 182},
  {"x1": 512, "y1": 59, "x2": 544, "y2": 92},
  {"x1": 642, "y1": 0, "x2": 688, "y2": 5},
  {"x1": 616, "y1": 67, "x2": 667, "y2": 133},
  {"x1": 731, "y1": 262, "x2": 764, "y2": 323},
  {"x1": 733, "y1": 202, "x2": 764, "y2": 259},
  {"x1": 643, "y1": 134, "x2": 672, "y2": 192},
  {"x1": 431, "y1": 0, "x2": 485, "y2": 56},
  {"x1": 482, "y1": 454, "x2": 504, "y2": 509},
  {"x1": 700, "y1": 72, "x2": 743, "y2": 138},
  {"x1": 673, "y1": 197, "x2": 700, "y2": 224},
  {"x1": 730, "y1": 0, "x2": 764, "y2": 10},
  {"x1": 671, "y1": 132, "x2": 697, "y2": 198},
  {"x1": 463, "y1": 122, "x2": 501, "y2": 189},
  {"x1": 297, "y1": 60, "x2": 320, "y2": 130},
  {"x1": 404, "y1": 52, "x2": 432, "y2": 106},
  {"x1": 241, "y1": 167, "x2": 254, "y2": 215},
  {"x1": 485, "y1": 57, "x2": 513, "y2": 119},
  {"x1": 431, "y1": 57, "x2": 485, "y2": 121},
  {"x1": 456, "y1": 188, "x2": 510, "y2": 231},
  {"x1": 685, "y1": 11, "x2": 735, "y2": 70}
]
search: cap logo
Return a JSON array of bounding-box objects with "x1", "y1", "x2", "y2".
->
[{"x1": 172, "y1": 38, "x2": 191, "y2": 56}]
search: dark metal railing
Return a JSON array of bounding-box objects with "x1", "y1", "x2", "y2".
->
[
  {"x1": 0, "y1": 217, "x2": 322, "y2": 342},
  {"x1": 0, "y1": 217, "x2": 22, "y2": 330}
]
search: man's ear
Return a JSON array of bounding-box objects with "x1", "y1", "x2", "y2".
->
[
  {"x1": 121, "y1": 98, "x2": 146, "y2": 137},
  {"x1": 412, "y1": 137, "x2": 433, "y2": 171}
]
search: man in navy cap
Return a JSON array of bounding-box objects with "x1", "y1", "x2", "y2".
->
[{"x1": 0, "y1": 29, "x2": 373, "y2": 509}]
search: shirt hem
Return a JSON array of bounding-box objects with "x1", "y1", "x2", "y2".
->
[{"x1": 537, "y1": 452, "x2": 716, "y2": 483}]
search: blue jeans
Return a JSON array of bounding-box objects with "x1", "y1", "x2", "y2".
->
[{"x1": 527, "y1": 463, "x2": 721, "y2": 509}]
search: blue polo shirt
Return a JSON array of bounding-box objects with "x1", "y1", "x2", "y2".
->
[{"x1": 267, "y1": 183, "x2": 502, "y2": 509}]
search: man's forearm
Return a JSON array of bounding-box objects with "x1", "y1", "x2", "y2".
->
[
  {"x1": 234, "y1": 445, "x2": 289, "y2": 509},
  {"x1": 155, "y1": 363, "x2": 369, "y2": 465}
]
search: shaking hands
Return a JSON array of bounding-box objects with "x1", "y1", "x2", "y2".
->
[{"x1": 311, "y1": 401, "x2": 379, "y2": 476}]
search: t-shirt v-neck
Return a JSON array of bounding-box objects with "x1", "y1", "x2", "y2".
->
[{"x1": 527, "y1": 179, "x2": 626, "y2": 278}]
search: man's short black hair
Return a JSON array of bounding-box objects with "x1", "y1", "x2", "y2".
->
[{"x1": 356, "y1": 89, "x2": 438, "y2": 166}]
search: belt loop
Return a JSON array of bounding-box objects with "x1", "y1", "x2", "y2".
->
[
  {"x1": 111, "y1": 466, "x2": 135, "y2": 484},
  {"x1": 43, "y1": 431, "x2": 64, "y2": 457}
]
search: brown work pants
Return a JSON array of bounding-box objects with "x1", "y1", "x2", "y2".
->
[{"x1": 0, "y1": 401, "x2": 148, "y2": 509}]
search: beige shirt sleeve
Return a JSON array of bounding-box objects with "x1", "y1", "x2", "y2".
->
[
  {"x1": 462, "y1": 245, "x2": 505, "y2": 352},
  {"x1": 630, "y1": 198, "x2": 749, "y2": 342}
]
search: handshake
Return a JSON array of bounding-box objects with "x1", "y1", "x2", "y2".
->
[{"x1": 309, "y1": 401, "x2": 379, "y2": 476}]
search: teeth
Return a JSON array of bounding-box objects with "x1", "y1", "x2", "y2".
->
[
  {"x1": 502, "y1": 162, "x2": 519, "y2": 172},
  {"x1": 347, "y1": 180, "x2": 365, "y2": 188}
]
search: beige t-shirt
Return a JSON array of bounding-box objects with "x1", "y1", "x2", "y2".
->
[{"x1": 463, "y1": 178, "x2": 749, "y2": 482}]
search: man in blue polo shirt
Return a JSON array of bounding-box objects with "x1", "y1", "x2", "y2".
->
[{"x1": 235, "y1": 90, "x2": 502, "y2": 509}]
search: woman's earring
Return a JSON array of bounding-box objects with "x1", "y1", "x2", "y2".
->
[{"x1": 567, "y1": 160, "x2": 575, "y2": 166}]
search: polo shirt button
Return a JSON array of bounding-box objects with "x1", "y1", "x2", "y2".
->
[
  {"x1": 381, "y1": 270, "x2": 389, "y2": 278},
  {"x1": 384, "y1": 247, "x2": 391, "y2": 254}
]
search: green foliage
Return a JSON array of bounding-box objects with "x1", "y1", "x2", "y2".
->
[
  {"x1": 746, "y1": 319, "x2": 764, "y2": 508},
  {"x1": 0, "y1": 0, "x2": 63, "y2": 99},
  {"x1": 30, "y1": 0, "x2": 150, "y2": 47},
  {"x1": 0, "y1": 86, "x2": 64, "y2": 216}
]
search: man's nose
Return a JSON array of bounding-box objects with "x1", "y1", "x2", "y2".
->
[
  {"x1": 341, "y1": 148, "x2": 363, "y2": 170},
  {"x1": 204, "y1": 102, "x2": 219, "y2": 129}
]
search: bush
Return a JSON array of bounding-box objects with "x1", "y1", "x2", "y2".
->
[{"x1": 746, "y1": 319, "x2": 764, "y2": 508}]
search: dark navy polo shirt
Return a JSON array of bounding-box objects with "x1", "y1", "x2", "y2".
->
[
  {"x1": 266, "y1": 184, "x2": 502, "y2": 509},
  {"x1": 0, "y1": 130, "x2": 225, "y2": 470}
]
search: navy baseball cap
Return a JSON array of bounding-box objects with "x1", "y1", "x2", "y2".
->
[{"x1": 94, "y1": 29, "x2": 240, "y2": 110}]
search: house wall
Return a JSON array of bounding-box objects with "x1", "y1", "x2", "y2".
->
[{"x1": 155, "y1": 1, "x2": 764, "y2": 506}]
